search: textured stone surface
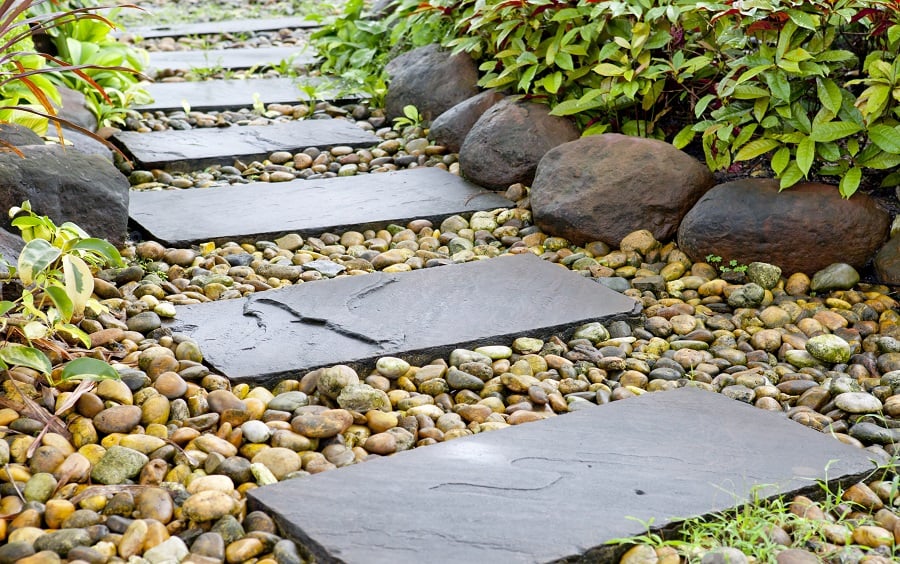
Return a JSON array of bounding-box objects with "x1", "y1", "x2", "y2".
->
[
  {"x1": 248, "y1": 387, "x2": 875, "y2": 563},
  {"x1": 123, "y1": 16, "x2": 318, "y2": 39},
  {"x1": 531, "y1": 134, "x2": 715, "y2": 247},
  {"x1": 0, "y1": 145, "x2": 129, "y2": 246},
  {"x1": 459, "y1": 99, "x2": 580, "y2": 190},
  {"x1": 0, "y1": 123, "x2": 43, "y2": 146},
  {"x1": 130, "y1": 167, "x2": 512, "y2": 245},
  {"x1": 112, "y1": 120, "x2": 379, "y2": 172},
  {"x1": 147, "y1": 46, "x2": 317, "y2": 74},
  {"x1": 677, "y1": 179, "x2": 890, "y2": 275},
  {"x1": 169, "y1": 253, "x2": 641, "y2": 385},
  {"x1": 384, "y1": 44, "x2": 479, "y2": 121},
  {"x1": 135, "y1": 77, "x2": 358, "y2": 113},
  {"x1": 874, "y1": 235, "x2": 900, "y2": 285},
  {"x1": 430, "y1": 90, "x2": 505, "y2": 153}
]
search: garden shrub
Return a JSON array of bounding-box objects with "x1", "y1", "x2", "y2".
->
[{"x1": 312, "y1": 0, "x2": 900, "y2": 197}]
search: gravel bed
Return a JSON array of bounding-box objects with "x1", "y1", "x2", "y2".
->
[{"x1": 122, "y1": 28, "x2": 311, "y2": 52}]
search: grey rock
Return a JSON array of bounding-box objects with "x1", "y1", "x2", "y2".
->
[
  {"x1": 595, "y1": 277, "x2": 631, "y2": 293},
  {"x1": 746, "y1": 262, "x2": 782, "y2": 289},
  {"x1": 303, "y1": 259, "x2": 346, "y2": 278},
  {"x1": 385, "y1": 44, "x2": 479, "y2": 121},
  {"x1": 0, "y1": 123, "x2": 43, "y2": 146},
  {"x1": 337, "y1": 383, "x2": 391, "y2": 412},
  {"x1": 850, "y1": 421, "x2": 900, "y2": 445},
  {"x1": 33, "y1": 529, "x2": 92, "y2": 556},
  {"x1": 806, "y1": 334, "x2": 852, "y2": 364},
  {"x1": 727, "y1": 283, "x2": 765, "y2": 308},
  {"x1": 91, "y1": 446, "x2": 149, "y2": 485},
  {"x1": 460, "y1": 99, "x2": 579, "y2": 190},
  {"x1": 129, "y1": 16, "x2": 317, "y2": 39},
  {"x1": 144, "y1": 536, "x2": 189, "y2": 564},
  {"x1": 430, "y1": 90, "x2": 505, "y2": 153},
  {"x1": 810, "y1": 263, "x2": 859, "y2": 292},
  {"x1": 834, "y1": 392, "x2": 882, "y2": 414},
  {"x1": 148, "y1": 46, "x2": 315, "y2": 75},
  {"x1": 532, "y1": 134, "x2": 713, "y2": 246},
  {"x1": 268, "y1": 391, "x2": 309, "y2": 412}
]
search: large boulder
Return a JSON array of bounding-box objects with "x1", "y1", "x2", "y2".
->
[
  {"x1": 430, "y1": 90, "x2": 505, "y2": 153},
  {"x1": 874, "y1": 236, "x2": 900, "y2": 284},
  {"x1": 0, "y1": 123, "x2": 43, "y2": 147},
  {"x1": 459, "y1": 99, "x2": 579, "y2": 190},
  {"x1": 384, "y1": 44, "x2": 479, "y2": 122},
  {"x1": 677, "y1": 179, "x2": 890, "y2": 275},
  {"x1": 531, "y1": 134, "x2": 714, "y2": 246},
  {"x1": 0, "y1": 145, "x2": 129, "y2": 246},
  {"x1": 0, "y1": 228, "x2": 23, "y2": 278}
]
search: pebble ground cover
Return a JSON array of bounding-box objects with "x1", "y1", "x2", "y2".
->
[{"x1": 4, "y1": 0, "x2": 900, "y2": 563}]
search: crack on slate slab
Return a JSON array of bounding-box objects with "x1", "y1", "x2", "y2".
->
[
  {"x1": 430, "y1": 475, "x2": 564, "y2": 494},
  {"x1": 242, "y1": 277, "x2": 406, "y2": 349}
]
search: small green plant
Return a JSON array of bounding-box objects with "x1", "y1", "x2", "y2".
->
[
  {"x1": 392, "y1": 104, "x2": 422, "y2": 131},
  {"x1": 705, "y1": 254, "x2": 747, "y2": 275}
]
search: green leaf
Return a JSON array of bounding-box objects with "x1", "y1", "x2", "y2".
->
[
  {"x1": 859, "y1": 151, "x2": 900, "y2": 170},
  {"x1": 581, "y1": 122, "x2": 609, "y2": 137},
  {"x1": 45, "y1": 285, "x2": 74, "y2": 323},
  {"x1": 24, "y1": 321, "x2": 48, "y2": 340},
  {"x1": 840, "y1": 167, "x2": 862, "y2": 198},
  {"x1": 593, "y1": 63, "x2": 624, "y2": 76},
  {"x1": 63, "y1": 255, "x2": 94, "y2": 317},
  {"x1": 60, "y1": 357, "x2": 120, "y2": 382},
  {"x1": 18, "y1": 239, "x2": 61, "y2": 286},
  {"x1": 672, "y1": 124, "x2": 695, "y2": 149},
  {"x1": 779, "y1": 162, "x2": 804, "y2": 190},
  {"x1": 809, "y1": 121, "x2": 863, "y2": 143},
  {"x1": 0, "y1": 301, "x2": 14, "y2": 316},
  {"x1": 57, "y1": 323, "x2": 92, "y2": 348},
  {"x1": 868, "y1": 125, "x2": 900, "y2": 154},
  {"x1": 734, "y1": 138, "x2": 780, "y2": 162},
  {"x1": 796, "y1": 137, "x2": 815, "y2": 177},
  {"x1": 786, "y1": 9, "x2": 817, "y2": 31},
  {"x1": 816, "y1": 78, "x2": 842, "y2": 114},
  {"x1": 771, "y1": 147, "x2": 790, "y2": 175},
  {"x1": 765, "y1": 72, "x2": 790, "y2": 102},
  {"x1": 543, "y1": 71, "x2": 563, "y2": 94},
  {"x1": 0, "y1": 344, "x2": 52, "y2": 374},
  {"x1": 70, "y1": 238, "x2": 125, "y2": 267}
]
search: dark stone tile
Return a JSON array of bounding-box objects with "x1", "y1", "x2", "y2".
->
[
  {"x1": 135, "y1": 77, "x2": 363, "y2": 113},
  {"x1": 248, "y1": 387, "x2": 875, "y2": 563},
  {"x1": 147, "y1": 46, "x2": 317, "y2": 74},
  {"x1": 169, "y1": 253, "x2": 642, "y2": 385},
  {"x1": 130, "y1": 168, "x2": 512, "y2": 246},
  {"x1": 111, "y1": 120, "x2": 379, "y2": 172},
  {"x1": 124, "y1": 16, "x2": 318, "y2": 39}
]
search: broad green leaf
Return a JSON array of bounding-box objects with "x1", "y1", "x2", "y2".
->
[
  {"x1": 57, "y1": 324, "x2": 92, "y2": 348},
  {"x1": 18, "y1": 239, "x2": 61, "y2": 286},
  {"x1": 840, "y1": 167, "x2": 862, "y2": 198},
  {"x1": 24, "y1": 321, "x2": 48, "y2": 340},
  {"x1": 44, "y1": 285, "x2": 74, "y2": 323},
  {"x1": 779, "y1": 162, "x2": 804, "y2": 190},
  {"x1": 63, "y1": 255, "x2": 94, "y2": 317},
  {"x1": 889, "y1": 25, "x2": 900, "y2": 46},
  {"x1": 796, "y1": 137, "x2": 815, "y2": 177},
  {"x1": 859, "y1": 151, "x2": 900, "y2": 170},
  {"x1": 765, "y1": 72, "x2": 791, "y2": 102},
  {"x1": 581, "y1": 122, "x2": 610, "y2": 137},
  {"x1": 817, "y1": 142, "x2": 841, "y2": 162},
  {"x1": 0, "y1": 301, "x2": 14, "y2": 316},
  {"x1": 543, "y1": 71, "x2": 563, "y2": 94},
  {"x1": 733, "y1": 85, "x2": 770, "y2": 100},
  {"x1": 786, "y1": 10, "x2": 817, "y2": 30},
  {"x1": 593, "y1": 63, "x2": 624, "y2": 76},
  {"x1": 809, "y1": 121, "x2": 863, "y2": 143},
  {"x1": 672, "y1": 124, "x2": 695, "y2": 149},
  {"x1": 60, "y1": 357, "x2": 120, "y2": 382},
  {"x1": 771, "y1": 147, "x2": 790, "y2": 175},
  {"x1": 816, "y1": 78, "x2": 842, "y2": 114},
  {"x1": 0, "y1": 344, "x2": 52, "y2": 374},
  {"x1": 868, "y1": 125, "x2": 900, "y2": 154},
  {"x1": 734, "y1": 138, "x2": 780, "y2": 162},
  {"x1": 881, "y1": 171, "x2": 900, "y2": 187}
]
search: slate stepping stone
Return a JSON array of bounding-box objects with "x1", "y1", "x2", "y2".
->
[
  {"x1": 147, "y1": 46, "x2": 317, "y2": 74},
  {"x1": 111, "y1": 120, "x2": 379, "y2": 172},
  {"x1": 130, "y1": 167, "x2": 513, "y2": 246},
  {"x1": 124, "y1": 16, "x2": 318, "y2": 39},
  {"x1": 168, "y1": 253, "x2": 642, "y2": 385},
  {"x1": 248, "y1": 387, "x2": 875, "y2": 563},
  {"x1": 135, "y1": 77, "x2": 360, "y2": 113}
]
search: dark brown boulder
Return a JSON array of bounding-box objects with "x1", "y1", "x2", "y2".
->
[
  {"x1": 875, "y1": 235, "x2": 900, "y2": 284},
  {"x1": 430, "y1": 90, "x2": 505, "y2": 153},
  {"x1": 384, "y1": 44, "x2": 479, "y2": 122},
  {"x1": 677, "y1": 179, "x2": 890, "y2": 275},
  {"x1": 531, "y1": 134, "x2": 714, "y2": 246},
  {"x1": 0, "y1": 145, "x2": 129, "y2": 246},
  {"x1": 459, "y1": 99, "x2": 579, "y2": 191}
]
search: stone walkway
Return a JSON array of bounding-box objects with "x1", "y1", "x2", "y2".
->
[{"x1": 115, "y1": 10, "x2": 881, "y2": 563}]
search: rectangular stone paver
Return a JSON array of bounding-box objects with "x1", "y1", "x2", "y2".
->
[
  {"x1": 248, "y1": 387, "x2": 875, "y2": 564},
  {"x1": 169, "y1": 253, "x2": 643, "y2": 385},
  {"x1": 125, "y1": 16, "x2": 318, "y2": 39},
  {"x1": 135, "y1": 77, "x2": 359, "y2": 113},
  {"x1": 130, "y1": 167, "x2": 513, "y2": 246},
  {"x1": 111, "y1": 120, "x2": 379, "y2": 172},
  {"x1": 147, "y1": 46, "x2": 317, "y2": 74}
]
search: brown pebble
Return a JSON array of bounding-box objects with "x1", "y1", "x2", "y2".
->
[{"x1": 93, "y1": 405, "x2": 142, "y2": 434}]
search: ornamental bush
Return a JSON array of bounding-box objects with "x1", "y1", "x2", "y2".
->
[{"x1": 313, "y1": 0, "x2": 900, "y2": 197}]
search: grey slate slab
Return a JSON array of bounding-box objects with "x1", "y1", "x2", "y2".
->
[
  {"x1": 125, "y1": 16, "x2": 318, "y2": 39},
  {"x1": 111, "y1": 120, "x2": 379, "y2": 172},
  {"x1": 169, "y1": 253, "x2": 642, "y2": 385},
  {"x1": 135, "y1": 77, "x2": 361, "y2": 113},
  {"x1": 248, "y1": 387, "x2": 876, "y2": 564},
  {"x1": 130, "y1": 167, "x2": 513, "y2": 246},
  {"x1": 147, "y1": 46, "x2": 317, "y2": 74}
]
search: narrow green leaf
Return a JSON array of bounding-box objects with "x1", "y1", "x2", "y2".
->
[
  {"x1": 0, "y1": 344, "x2": 52, "y2": 374},
  {"x1": 779, "y1": 162, "x2": 804, "y2": 190},
  {"x1": 45, "y1": 285, "x2": 74, "y2": 323},
  {"x1": 672, "y1": 124, "x2": 695, "y2": 149},
  {"x1": 734, "y1": 138, "x2": 780, "y2": 162},
  {"x1": 868, "y1": 124, "x2": 900, "y2": 154},
  {"x1": 816, "y1": 78, "x2": 842, "y2": 114},
  {"x1": 796, "y1": 137, "x2": 815, "y2": 177},
  {"x1": 771, "y1": 147, "x2": 790, "y2": 175},
  {"x1": 593, "y1": 63, "x2": 624, "y2": 76},
  {"x1": 765, "y1": 72, "x2": 790, "y2": 102},
  {"x1": 809, "y1": 121, "x2": 863, "y2": 143},
  {"x1": 60, "y1": 357, "x2": 120, "y2": 382},
  {"x1": 18, "y1": 239, "x2": 61, "y2": 286},
  {"x1": 840, "y1": 167, "x2": 862, "y2": 198}
]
